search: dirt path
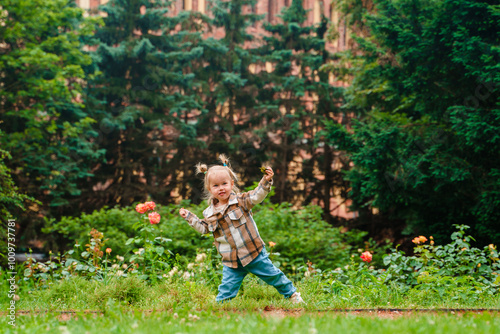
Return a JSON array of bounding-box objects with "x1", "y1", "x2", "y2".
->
[{"x1": 6, "y1": 308, "x2": 498, "y2": 321}]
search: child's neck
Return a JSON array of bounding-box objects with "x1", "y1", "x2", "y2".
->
[{"x1": 215, "y1": 199, "x2": 228, "y2": 207}]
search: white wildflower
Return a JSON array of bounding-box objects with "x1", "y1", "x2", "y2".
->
[
  {"x1": 122, "y1": 264, "x2": 128, "y2": 269},
  {"x1": 116, "y1": 270, "x2": 124, "y2": 276},
  {"x1": 169, "y1": 267, "x2": 178, "y2": 277},
  {"x1": 182, "y1": 271, "x2": 191, "y2": 280},
  {"x1": 112, "y1": 264, "x2": 119, "y2": 269},
  {"x1": 195, "y1": 253, "x2": 207, "y2": 262},
  {"x1": 58, "y1": 326, "x2": 70, "y2": 334},
  {"x1": 187, "y1": 263, "x2": 195, "y2": 270}
]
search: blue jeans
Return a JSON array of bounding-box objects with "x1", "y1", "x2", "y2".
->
[{"x1": 216, "y1": 248, "x2": 297, "y2": 302}]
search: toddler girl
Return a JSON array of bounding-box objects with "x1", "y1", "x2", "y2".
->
[{"x1": 179, "y1": 154, "x2": 304, "y2": 304}]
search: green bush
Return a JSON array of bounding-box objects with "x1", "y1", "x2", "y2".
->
[
  {"x1": 42, "y1": 202, "x2": 214, "y2": 260},
  {"x1": 42, "y1": 200, "x2": 376, "y2": 275},
  {"x1": 322, "y1": 225, "x2": 500, "y2": 299}
]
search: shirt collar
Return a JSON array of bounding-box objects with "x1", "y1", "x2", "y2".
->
[{"x1": 205, "y1": 193, "x2": 238, "y2": 217}]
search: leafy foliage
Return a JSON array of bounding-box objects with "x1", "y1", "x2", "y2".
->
[
  {"x1": 324, "y1": 225, "x2": 500, "y2": 302},
  {"x1": 256, "y1": 0, "x2": 347, "y2": 211},
  {"x1": 324, "y1": 0, "x2": 500, "y2": 243},
  {"x1": 0, "y1": 0, "x2": 104, "y2": 213},
  {"x1": 0, "y1": 140, "x2": 37, "y2": 266},
  {"x1": 42, "y1": 200, "x2": 374, "y2": 275}
]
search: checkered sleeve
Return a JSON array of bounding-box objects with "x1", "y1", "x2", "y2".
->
[
  {"x1": 184, "y1": 211, "x2": 208, "y2": 234},
  {"x1": 238, "y1": 176, "x2": 273, "y2": 211}
]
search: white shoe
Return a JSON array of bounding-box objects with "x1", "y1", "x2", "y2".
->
[{"x1": 290, "y1": 292, "x2": 305, "y2": 304}]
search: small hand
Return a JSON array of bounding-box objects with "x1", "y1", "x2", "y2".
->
[
  {"x1": 179, "y1": 208, "x2": 188, "y2": 219},
  {"x1": 264, "y1": 167, "x2": 274, "y2": 182}
]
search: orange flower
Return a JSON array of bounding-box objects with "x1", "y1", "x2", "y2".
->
[
  {"x1": 136, "y1": 203, "x2": 148, "y2": 214},
  {"x1": 148, "y1": 212, "x2": 161, "y2": 224},
  {"x1": 106, "y1": 248, "x2": 112, "y2": 254},
  {"x1": 144, "y1": 201, "x2": 156, "y2": 211},
  {"x1": 412, "y1": 236, "x2": 428, "y2": 244},
  {"x1": 268, "y1": 241, "x2": 276, "y2": 248},
  {"x1": 360, "y1": 251, "x2": 372, "y2": 263}
]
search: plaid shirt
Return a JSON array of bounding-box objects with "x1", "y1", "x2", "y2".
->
[{"x1": 184, "y1": 176, "x2": 272, "y2": 268}]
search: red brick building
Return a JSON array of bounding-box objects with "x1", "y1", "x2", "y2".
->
[{"x1": 76, "y1": 0, "x2": 351, "y2": 53}]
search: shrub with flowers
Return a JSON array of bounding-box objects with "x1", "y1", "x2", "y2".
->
[
  {"x1": 127, "y1": 201, "x2": 172, "y2": 281},
  {"x1": 23, "y1": 228, "x2": 138, "y2": 288},
  {"x1": 381, "y1": 225, "x2": 500, "y2": 291},
  {"x1": 323, "y1": 225, "x2": 500, "y2": 300}
]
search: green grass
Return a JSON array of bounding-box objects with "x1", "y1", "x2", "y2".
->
[
  {"x1": 2, "y1": 308, "x2": 500, "y2": 334},
  {"x1": 3, "y1": 276, "x2": 500, "y2": 333},
  {"x1": 3, "y1": 275, "x2": 500, "y2": 312}
]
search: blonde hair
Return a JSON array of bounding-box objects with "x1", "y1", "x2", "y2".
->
[{"x1": 196, "y1": 154, "x2": 240, "y2": 204}]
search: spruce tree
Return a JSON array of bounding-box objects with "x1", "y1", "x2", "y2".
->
[
  {"x1": 84, "y1": 0, "x2": 206, "y2": 208},
  {"x1": 324, "y1": 0, "x2": 500, "y2": 243},
  {"x1": 257, "y1": 0, "x2": 345, "y2": 216},
  {"x1": 179, "y1": 0, "x2": 266, "y2": 197}
]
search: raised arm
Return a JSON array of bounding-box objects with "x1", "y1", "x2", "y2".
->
[
  {"x1": 179, "y1": 208, "x2": 208, "y2": 234},
  {"x1": 237, "y1": 167, "x2": 274, "y2": 211}
]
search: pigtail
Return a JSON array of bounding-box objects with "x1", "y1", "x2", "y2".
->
[
  {"x1": 218, "y1": 154, "x2": 230, "y2": 167},
  {"x1": 195, "y1": 162, "x2": 208, "y2": 175},
  {"x1": 219, "y1": 154, "x2": 239, "y2": 183}
]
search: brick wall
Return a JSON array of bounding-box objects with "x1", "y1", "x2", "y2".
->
[{"x1": 80, "y1": 0, "x2": 349, "y2": 53}]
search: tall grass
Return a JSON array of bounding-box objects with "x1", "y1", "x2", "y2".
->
[
  {"x1": 2, "y1": 308, "x2": 500, "y2": 334},
  {"x1": 3, "y1": 275, "x2": 500, "y2": 312}
]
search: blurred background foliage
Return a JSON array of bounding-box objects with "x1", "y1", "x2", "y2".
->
[{"x1": 1, "y1": 0, "x2": 499, "y2": 269}]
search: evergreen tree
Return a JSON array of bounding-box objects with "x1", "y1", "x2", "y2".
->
[
  {"x1": 257, "y1": 0, "x2": 345, "y2": 217},
  {"x1": 325, "y1": 0, "x2": 500, "y2": 243},
  {"x1": 84, "y1": 0, "x2": 207, "y2": 209},
  {"x1": 177, "y1": 0, "x2": 266, "y2": 200}
]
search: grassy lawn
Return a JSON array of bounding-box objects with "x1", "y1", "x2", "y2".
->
[
  {"x1": 4, "y1": 276, "x2": 500, "y2": 312},
  {"x1": 2, "y1": 308, "x2": 500, "y2": 334},
  {"x1": 2, "y1": 276, "x2": 500, "y2": 333}
]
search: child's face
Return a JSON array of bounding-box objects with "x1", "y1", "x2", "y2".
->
[{"x1": 208, "y1": 170, "x2": 234, "y2": 205}]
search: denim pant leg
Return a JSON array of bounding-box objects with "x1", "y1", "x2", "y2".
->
[
  {"x1": 246, "y1": 249, "x2": 296, "y2": 298},
  {"x1": 216, "y1": 264, "x2": 248, "y2": 302}
]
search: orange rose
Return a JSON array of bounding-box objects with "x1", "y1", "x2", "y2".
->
[
  {"x1": 136, "y1": 203, "x2": 148, "y2": 214},
  {"x1": 360, "y1": 251, "x2": 372, "y2": 263},
  {"x1": 144, "y1": 201, "x2": 156, "y2": 211},
  {"x1": 148, "y1": 212, "x2": 161, "y2": 224}
]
